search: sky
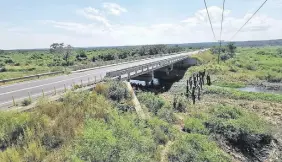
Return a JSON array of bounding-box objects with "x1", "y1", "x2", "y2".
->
[{"x1": 0, "y1": 0, "x2": 282, "y2": 49}]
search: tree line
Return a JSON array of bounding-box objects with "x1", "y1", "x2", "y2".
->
[{"x1": 49, "y1": 43, "x2": 186, "y2": 66}]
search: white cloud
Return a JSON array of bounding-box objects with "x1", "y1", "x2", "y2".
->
[
  {"x1": 76, "y1": 7, "x2": 111, "y2": 27},
  {"x1": 1, "y1": 5, "x2": 282, "y2": 49},
  {"x1": 181, "y1": 6, "x2": 277, "y2": 40},
  {"x1": 103, "y1": 2, "x2": 127, "y2": 16}
]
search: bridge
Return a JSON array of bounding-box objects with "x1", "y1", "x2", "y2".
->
[{"x1": 0, "y1": 49, "x2": 205, "y2": 109}]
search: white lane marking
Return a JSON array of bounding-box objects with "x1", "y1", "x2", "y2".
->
[
  {"x1": 0, "y1": 72, "x2": 102, "y2": 96},
  {"x1": 0, "y1": 86, "x2": 68, "y2": 107}
]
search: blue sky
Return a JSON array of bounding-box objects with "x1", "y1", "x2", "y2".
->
[{"x1": 1, "y1": 0, "x2": 282, "y2": 49}]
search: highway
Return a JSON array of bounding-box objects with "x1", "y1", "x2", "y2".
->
[{"x1": 0, "y1": 50, "x2": 202, "y2": 109}]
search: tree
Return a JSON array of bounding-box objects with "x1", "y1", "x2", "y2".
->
[
  {"x1": 64, "y1": 45, "x2": 72, "y2": 66},
  {"x1": 0, "y1": 50, "x2": 4, "y2": 55},
  {"x1": 227, "y1": 42, "x2": 236, "y2": 57},
  {"x1": 50, "y1": 43, "x2": 64, "y2": 53},
  {"x1": 277, "y1": 48, "x2": 282, "y2": 56}
]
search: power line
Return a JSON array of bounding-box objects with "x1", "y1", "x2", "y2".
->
[
  {"x1": 218, "y1": 0, "x2": 226, "y2": 64},
  {"x1": 229, "y1": 0, "x2": 268, "y2": 41},
  {"x1": 219, "y1": 0, "x2": 226, "y2": 41},
  {"x1": 204, "y1": 0, "x2": 217, "y2": 41}
]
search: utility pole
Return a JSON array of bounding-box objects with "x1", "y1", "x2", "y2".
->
[{"x1": 218, "y1": 40, "x2": 224, "y2": 64}]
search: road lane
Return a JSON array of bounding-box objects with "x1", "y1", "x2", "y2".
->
[{"x1": 0, "y1": 50, "x2": 201, "y2": 108}]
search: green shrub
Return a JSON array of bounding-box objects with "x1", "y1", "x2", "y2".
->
[
  {"x1": 183, "y1": 118, "x2": 208, "y2": 134},
  {"x1": 72, "y1": 111, "x2": 158, "y2": 162},
  {"x1": 95, "y1": 83, "x2": 108, "y2": 95},
  {"x1": 168, "y1": 134, "x2": 231, "y2": 162},
  {"x1": 95, "y1": 81, "x2": 131, "y2": 103},
  {"x1": 107, "y1": 81, "x2": 130, "y2": 102},
  {"x1": 174, "y1": 96, "x2": 188, "y2": 113},
  {"x1": 4, "y1": 58, "x2": 14, "y2": 64},
  {"x1": 22, "y1": 99, "x2": 32, "y2": 106},
  {"x1": 157, "y1": 104, "x2": 176, "y2": 123},
  {"x1": 138, "y1": 92, "x2": 165, "y2": 115},
  {"x1": 0, "y1": 66, "x2": 6, "y2": 72},
  {"x1": 116, "y1": 100, "x2": 135, "y2": 112},
  {"x1": 147, "y1": 117, "x2": 177, "y2": 145},
  {"x1": 205, "y1": 106, "x2": 273, "y2": 160},
  {"x1": 14, "y1": 63, "x2": 21, "y2": 66},
  {"x1": 73, "y1": 119, "x2": 117, "y2": 161}
]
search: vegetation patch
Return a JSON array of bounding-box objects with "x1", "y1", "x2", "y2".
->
[
  {"x1": 182, "y1": 105, "x2": 275, "y2": 161},
  {"x1": 205, "y1": 86, "x2": 282, "y2": 103},
  {"x1": 137, "y1": 92, "x2": 165, "y2": 115},
  {"x1": 168, "y1": 134, "x2": 231, "y2": 162}
]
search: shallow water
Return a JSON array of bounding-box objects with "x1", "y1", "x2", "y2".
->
[
  {"x1": 238, "y1": 86, "x2": 282, "y2": 94},
  {"x1": 130, "y1": 78, "x2": 160, "y2": 86}
]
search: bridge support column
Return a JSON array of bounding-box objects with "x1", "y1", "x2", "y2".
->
[
  {"x1": 127, "y1": 71, "x2": 131, "y2": 81},
  {"x1": 170, "y1": 64, "x2": 174, "y2": 71}
]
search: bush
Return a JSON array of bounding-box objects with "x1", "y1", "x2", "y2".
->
[
  {"x1": 4, "y1": 58, "x2": 14, "y2": 64},
  {"x1": 157, "y1": 105, "x2": 176, "y2": 123},
  {"x1": 116, "y1": 100, "x2": 135, "y2": 112},
  {"x1": 174, "y1": 97, "x2": 187, "y2": 113},
  {"x1": 14, "y1": 63, "x2": 21, "y2": 66},
  {"x1": 95, "y1": 83, "x2": 108, "y2": 95},
  {"x1": 73, "y1": 119, "x2": 117, "y2": 162},
  {"x1": 183, "y1": 118, "x2": 208, "y2": 134},
  {"x1": 107, "y1": 81, "x2": 130, "y2": 102},
  {"x1": 0, "y1": 67, "x2": 7, "y2": 72},
  {"x1": 256, "y1": 51, "x2": 266, "y2": 55},
  {"x1": 203, "y1": 106, "x2": 274, "y2": 160},
  {"x1": 168, "y1": 134, "x2": 231, "y2": 162},
  {"x1": 76, "y1": 50, "x2": 88, "y2": 61},
  {"x1": 220, "y1": 53, "x2": 231, "y2": 61},
  {"x1": 147, "y1": 117, "x2": 177, "y2": 145},
  {"x1": 22, "y1": 99, "x2": 32, "y2": 106},
  {"x1": 72, "y1": 112, "x2": 158, "y2": 162},
  {"x1": 138, "y1": 92, "x2": 165, "y2": 115}
]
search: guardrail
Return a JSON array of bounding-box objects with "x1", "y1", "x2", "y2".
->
[
  {"x1": 0, "y1": 51, "x2": 187, "y2": 84},
  {"x1": 2, "y1": 74, "x2": 104, "y2": 110},
  {"x1": 105, "y1": 55, "x2": 187, "y2": 79},
  {"x1": 0, "y1": 71, "x2": 64, "y2": 83},
  {"x1": 70, "y1": 51, "x2": 184, "y2": 71}
]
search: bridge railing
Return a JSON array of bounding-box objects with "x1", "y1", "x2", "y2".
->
[
  {"x1": 70, "y1": 51, "x2": 184, "y2": 71},
  {"x1": 105, "y1": 55, "x2": 187, "y2": 79}
]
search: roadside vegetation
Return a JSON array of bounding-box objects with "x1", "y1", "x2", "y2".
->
[
  {"x1": 163, "y1": 45, "x2": 282, "y2": 161},
  {"x1": 0, "y1": 44, "x2": 190, "y2": 81}
]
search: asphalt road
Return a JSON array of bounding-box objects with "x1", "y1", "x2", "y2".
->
[{"x1": 0, "y1": 50, "x2": 202, "y2": 109}]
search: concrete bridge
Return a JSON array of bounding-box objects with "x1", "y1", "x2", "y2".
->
[
  {"x1": 105, "y1": 53, "x2": 198, "y2": 85},
  {"x1": 0, "y1": 49, "x2": 206, "y2": 109}
]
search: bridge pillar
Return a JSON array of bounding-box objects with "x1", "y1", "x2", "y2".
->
[{"x1": 170, "y1": 64, "x2": 174, "y2": 71}]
